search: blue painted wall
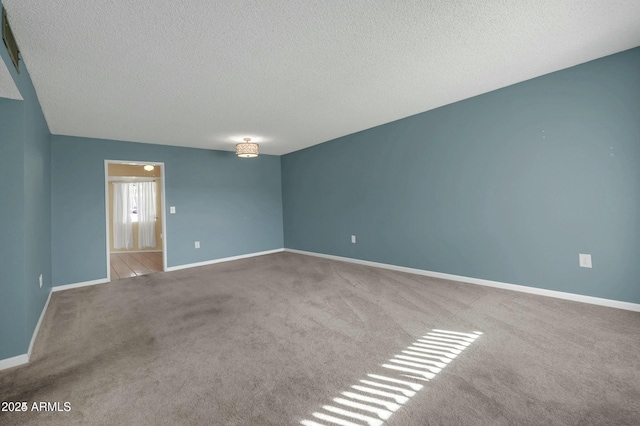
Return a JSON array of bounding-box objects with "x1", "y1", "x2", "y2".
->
[
  {"x1": 51, "y1": 136, "x2": 283, "y2": 286},
  {"x1": 0, "y1": 0, "x2": 52, "y2": 360},
  {"x1": 282, "y1": 47, "x2": 640, "y2": 304},
  {"x1": 22, "y1": 66, "x2": 52, "y2": 338},
  {"x1": 0, "y1": 96, "x2": 27, "y2": 360}
]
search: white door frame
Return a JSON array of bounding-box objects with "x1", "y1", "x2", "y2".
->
[{"x1": 104, "y1": 159, "x2": 168, "y2": 281}]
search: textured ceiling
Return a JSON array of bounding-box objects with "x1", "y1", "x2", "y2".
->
[{"x1": 3, "y1": 1, "x2": 640, "y2": 155}]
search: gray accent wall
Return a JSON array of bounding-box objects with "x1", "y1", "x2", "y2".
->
[
  {"x1": 51, "y1": 136, "x2": 284, "y2": 287},
  {"x1": 0, "y1": 0, "x2": 52, "y2": 360},
  {"x1": 282, "y1": 47, "x2": 640, "y2": 304}
]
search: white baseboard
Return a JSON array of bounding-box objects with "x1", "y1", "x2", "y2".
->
[
  {"x1": 165, "y1": 248, "x2": 284, "y2": 272},
  {"x1": 52, "y1": 278, "x2": 109, "y2": 292},
  {"x1": 284, "y1": 249, "x2": 640, "y2": 312},
  {"x1": 52, "y1": 249, "x2": 285, "y2": 291},
  {"x1": 28, "y1": 289, "x2": 52, "y2": 359},
  {"x1": 0, "y1": 354, "x2": 29, "y2": 371},
  {"x1": 0, "y1": 288, "x2": 53, "y2": 372},
  {"x1": 111, "y1": 250, "x2": 162, "y2": 254}
]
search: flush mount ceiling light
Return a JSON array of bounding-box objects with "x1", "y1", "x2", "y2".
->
[
  {"x1": 144, "y1": 165, "x2": 155, "y2": 171},
  {"x1": 236, "y1": 138, "x2": 259, "y2": 158}
]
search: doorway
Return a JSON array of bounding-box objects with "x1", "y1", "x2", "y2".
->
[{"x1": 104, "y1": 160, "x2": 167, "y2": 281}]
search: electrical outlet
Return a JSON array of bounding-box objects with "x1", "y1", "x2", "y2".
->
[
  {"x1": 39, "y1": 274, "x2": 43, "y2": 288},
  {"x1": 351, "y1": 235, "x2": 356, "y2": 244},
  {"x1": 579, "y1": 254, "x2": 592, "y2": 268},
  {"x1": 195, "y1": 241, "x2": 200, "y2": 249},
  {"x1": 170, "y1": 206, "x2": 176, "y2": 214}
]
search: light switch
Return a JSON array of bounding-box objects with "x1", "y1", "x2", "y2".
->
[
  {"x1": 170, "y1": 206, "x2": 176, "y2": 214},
  {"x1": 579, "y1": 254, "x2": 592, "y2": 268}
]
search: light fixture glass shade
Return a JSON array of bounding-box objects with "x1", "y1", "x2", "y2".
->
[{"x1": 236, "y1": 138, "x2": 259, "y2": 158}]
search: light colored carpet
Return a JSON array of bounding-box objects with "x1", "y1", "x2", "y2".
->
[{"x1": 1, "y1": 252, "x2": 638, "y2": 425}]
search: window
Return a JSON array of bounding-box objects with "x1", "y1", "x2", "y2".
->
[{"x1": 129, "y1": 183, "x2": 139, "y2": 223}]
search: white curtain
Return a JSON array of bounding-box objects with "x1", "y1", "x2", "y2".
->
[
  {"x1": 137, "y1": 181, "x2": 157, "y2": 248},
  {"x1": 113, "y1": 183, "x2": 133, "y2": 249}
]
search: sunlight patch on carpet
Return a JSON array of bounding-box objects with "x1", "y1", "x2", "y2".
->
[{"x1": 300, "y1": 329, "x2": 482, "y2": 426}]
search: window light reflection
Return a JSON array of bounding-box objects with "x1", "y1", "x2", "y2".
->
[{"x1": 300, "y1": 329, "x2": 482, "y2": 426}]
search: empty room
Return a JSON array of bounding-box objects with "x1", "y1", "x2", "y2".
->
[{"x1": 1, "y1": 1, "x2": 639, "y2": 425}]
